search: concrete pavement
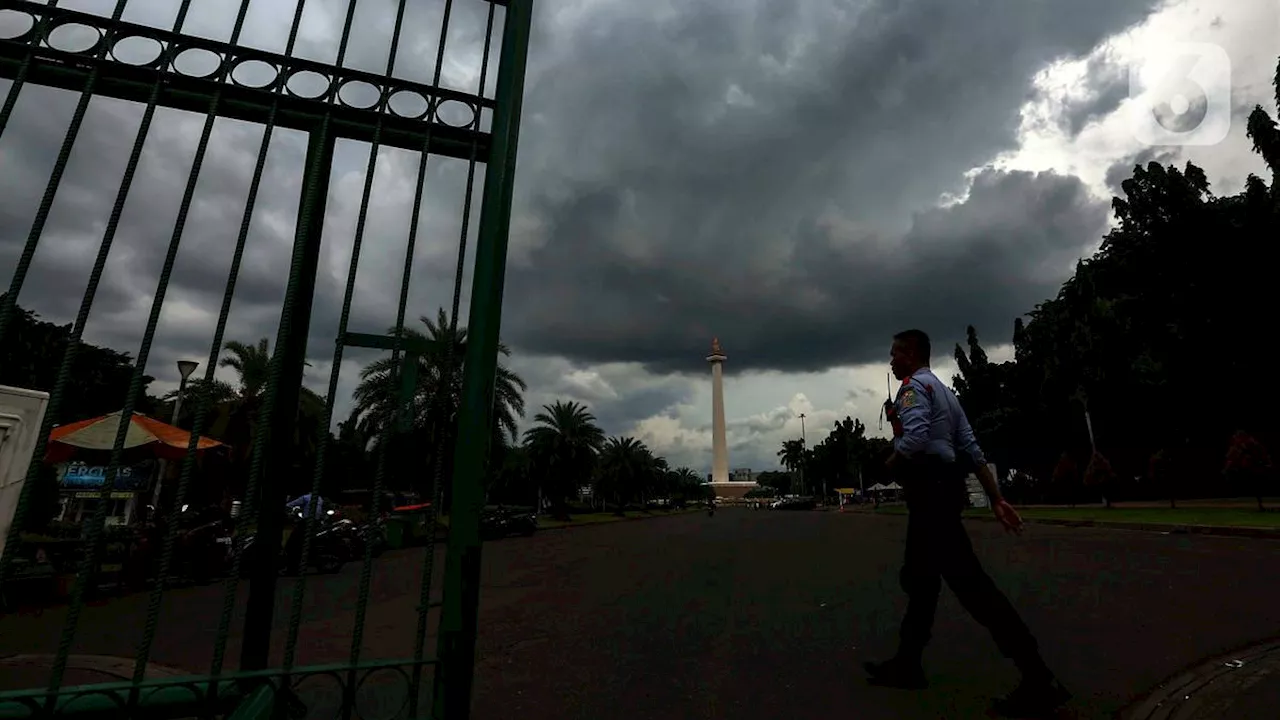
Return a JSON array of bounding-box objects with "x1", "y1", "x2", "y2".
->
[{"x1": 2, "y1": 510, "x2": 1278, "y2": 718}]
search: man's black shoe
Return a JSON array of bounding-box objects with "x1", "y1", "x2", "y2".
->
[
  {"x1": 989, "y1": 677, "x2": 1071, "y2": 717},
  {"x1": 863, "y1": 658, "x2": 928, "y2": 690}
]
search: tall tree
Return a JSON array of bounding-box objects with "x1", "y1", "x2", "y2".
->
[
  {"x1": 949, "y1": 54, "x2": 1280, "y2": 496},
  {"x1": 777, "y1": 439, "x2": 806, "y2": 473},
  {"x1": 168, "y1": 337, "x2": 328, "y2": 500},
  {"x1": 352, "y1": 308, "x2": 526, "y2": 506},
  {"x1": 523, "y1": 400, "x2": 605, "y2": 517},
  {"x1": 595, "y1": 436, "x2": 653, "y2": 515}
]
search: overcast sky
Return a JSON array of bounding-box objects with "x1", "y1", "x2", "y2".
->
[{"x1": 2, "y1": 0, "x2": 1277, "y2": 475}]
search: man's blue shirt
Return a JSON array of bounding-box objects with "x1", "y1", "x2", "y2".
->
[{"x1": 892, "y1": 367, "x2": 987, "y2": 468}]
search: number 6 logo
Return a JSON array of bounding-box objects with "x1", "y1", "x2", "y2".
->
[{"x1": 1128, "y1": 42, "x2": 1231, "y2": 146}]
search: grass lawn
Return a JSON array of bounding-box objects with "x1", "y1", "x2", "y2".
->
[
  {"x1": 537, "y1": 507, "x2": 706, "y2": 529},
  {"x1": 437, "y1": 506, "x2": 703, "y2": 531},
  {"x1": 874, "y1": 504, "x2": 1280, "y2": 528}
]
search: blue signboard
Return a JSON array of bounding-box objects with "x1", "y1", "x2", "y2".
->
[{"x1": 59, "y1": 462, "x2": 151, "y2": 492}]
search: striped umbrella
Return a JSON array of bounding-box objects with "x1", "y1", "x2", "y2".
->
[{"x1": 46, "y1": 410, "x2": 225, "y2": 464}]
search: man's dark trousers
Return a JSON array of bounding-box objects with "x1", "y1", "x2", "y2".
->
[{"x1": 896, "y1": 457, "x2": 1047, "y2": 678}]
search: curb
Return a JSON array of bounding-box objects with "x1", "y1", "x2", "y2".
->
[
  {"x1": 962, "y1": 515, "x2": 1280, "y2": 539},
  {"x1": 0, "y1": 654, "x2": 192, "y2": 692},
  {"x1": 1118, "y1": 638, "x2": 1280, "y2": 719},
  {"x1": 536, "y1": 509, "x2": 706, "y2": 532}
]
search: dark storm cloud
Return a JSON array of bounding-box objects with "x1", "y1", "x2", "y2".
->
[
  {"x1": 510, "y1": 355, "x2": 695, "y2": 438},
  {"x1": 4, "y1": 0, "x2": 1164, "y2": 411},
  {"x1": 508, "y1": 167, "x2": 1107, "y2": 374},
  {"x1": 1104, "y1": 146, "x2": 1182, "y2": 196},
  {"x1": 1059, "y1": 53, "x2": 1132, "y2": 137},
  {"x1": 501, "y1": 0, "x2": 1161, "y2": 374}
]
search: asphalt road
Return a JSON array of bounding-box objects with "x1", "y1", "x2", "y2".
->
[{"x1": 3, "y1": 509, "x2": 1279, "y2": 719}]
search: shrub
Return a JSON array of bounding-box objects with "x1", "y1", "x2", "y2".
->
[{"x1": 1224, "y1": 431, "x2": 1274, "y2": 510}]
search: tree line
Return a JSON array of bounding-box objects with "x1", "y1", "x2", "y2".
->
[
  {"x1": 773, "y1": 418, "x2": 893, "y2": 498},
  {"x1": 1, "y1": 299, "x2": 706, "y2": 523},
  {"x1": 769, "y1": 57, "x2": 1280, "y2": 509},
  {"x1": 943, "y1": 58, "x2": 1280, "y2": 507}
]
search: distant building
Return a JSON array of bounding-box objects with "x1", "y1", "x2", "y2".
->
[{"x1": 731, "y1": 468, "x2": 756, "y2": 484}]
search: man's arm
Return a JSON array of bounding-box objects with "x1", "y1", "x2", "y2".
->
[
  {"x1": 974, "y1": 462, "x2": 1003, "y2": 504},
  {"x1": 892, "y1": 382, "x2": 931, "y2": 459},
  {"x1": 955, "y1": 411, "x2": 1000, "y2": 501},
  {"x1": 956, "y1": 410, "x2": 1023, "y2": 532}
]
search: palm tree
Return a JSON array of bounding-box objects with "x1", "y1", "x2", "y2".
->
[
  {"x1": 487, "y1": 443, "x2": 533, "y2": 506},
  {"x1": 596, "y1": 436, "x2": 652, "y2": 515},
  {"x1": 665, "y1": 466, "x2": 704, "y2": 506},
  {"x1": 649, "y1": 455, "x2": 671, "y2": 504},
  {"x1": 165, "y1": 337, "x2": 328, "y2": 500},
  {"x1": 523, "y1": 400, "x2": 605, "y2": 518},
  {"x1": 778, "y1": 439, "x2": 806, "y2": 473},
  {"x1": 220, "y1": 338, "x2": 271, "y2": 397},
  {"x1": 351, "y1": 308, "x2": 526, "y2": 505}
]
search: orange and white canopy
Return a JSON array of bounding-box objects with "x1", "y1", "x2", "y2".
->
[{"x1": 46, "y1": 411, "x2": 224, "y2": 464}]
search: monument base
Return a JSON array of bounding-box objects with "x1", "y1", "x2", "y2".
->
[{"x1": 705, "y1": 481, "x2": 760, "y2": 501}]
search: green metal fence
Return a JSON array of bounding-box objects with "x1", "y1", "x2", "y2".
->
[{"x1": 0, "y1": 0, "x2": 531, "y2": 716}]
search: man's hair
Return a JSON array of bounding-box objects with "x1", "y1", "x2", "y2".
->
[{"x1": 893, "y1": 329, "x2": 932, "y2": 364}]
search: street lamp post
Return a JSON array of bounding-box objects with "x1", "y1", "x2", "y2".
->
[{"x1": 150, "y1": 360, "x2": 199, "y2": 512}]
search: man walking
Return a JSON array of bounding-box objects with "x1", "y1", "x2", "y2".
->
[{"x1": 865, "y1": 329, "x2": 1070, "y2": 717}]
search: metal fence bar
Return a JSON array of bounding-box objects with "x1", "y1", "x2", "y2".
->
[
  {"x1": 235, "y1": 0, "x2": 380, "y2": 677},
  {"x1": 0, "y1": 0, "x2": 60, "y2": 139},
  {"x1": 36, "y1": 0, "x2": 240, "y2": 699},
  {"x1": 272, "y1": 0, "x2": 413, "y2": 706},
  {"x1": 331, "y1": 0, "x2": 420, "y2": 711},
  {"x1": 431, "y1": 1, "x2": 532, "y2": 717},
  {"x1": 203, "y1": 0, "x2": 318, "y2": 685},
  {"x1": 0, "y1": 1, "x2": 495, "y2": 157},
  {"x1": 408, "y1": 0, "x2": 496, "y2": 715},
  {"x1": 127, "y1": 0, "x2": 261, "y2": 700},
  {"x1": 235, "y1": 119, "x2": 334, "y2": 673},
  {"x1": 404, "y1": 0, "x2": 481, "y2": 707},
  {"x1": 0, "y1": 0, "x2": 129, "y2": 348},
  {"x1": 0, "y1": 0, "x2": 131, "y2": 592},
  {"x1": 0, "y1": 658, "x2": 440, "y2": 720},
  {"x1": 0, "y1": 0, "x2": 527, "y2": 714}
]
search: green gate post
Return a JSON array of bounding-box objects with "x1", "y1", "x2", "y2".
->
[
  {"x1": 240, "y1": 125, "x2": 336, "y2": 673},
  {"x1": 432, "y1": 0, "x2": 533, "y2": 717}
]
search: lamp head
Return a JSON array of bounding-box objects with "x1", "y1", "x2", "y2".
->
[{"x1": 176, "y1": 360, "x2": 199, "y2": 381}]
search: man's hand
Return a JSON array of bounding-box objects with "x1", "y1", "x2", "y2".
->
[{"x1": 993, "y1": 498, "x2": 1024, "y2": 535}]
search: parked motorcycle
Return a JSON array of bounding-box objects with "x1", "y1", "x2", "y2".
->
[
  {"x1": 326, "y1": 518, "x2": 387, "y2": 561},
  {"x1": 132, "y1": 504, "x2": 234, "y2": 587},
  {"x1": 236, "y1": 508, "x2": 347, "y2": 577},
  {"x1": 479, "y1": 506, "x2": 538, "y2": 540}
]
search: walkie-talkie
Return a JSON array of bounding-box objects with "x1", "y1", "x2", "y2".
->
[
  {"x1": 884, "y1": 373, "x2": 904, "y2": 437},
  {"x1": 878, "y1": 373, "x2": 889, "y2": 430}
]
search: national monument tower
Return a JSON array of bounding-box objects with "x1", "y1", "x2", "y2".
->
[{"x1": 705, "y1": 338, "x2": 758, "y2": 499}]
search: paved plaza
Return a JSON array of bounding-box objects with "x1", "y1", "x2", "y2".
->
[{"x1": 3, "y1": 509, "x2": 1279, "y2": 719}]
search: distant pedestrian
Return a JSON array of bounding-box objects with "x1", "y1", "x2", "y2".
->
[{"x1": 867, "y1": 329, "x2": 1070, "y2": 718}]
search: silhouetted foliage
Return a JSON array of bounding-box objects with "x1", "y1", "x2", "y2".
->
[
  {"x1": 951, "y1": 56, "x2": 1280, "y2": 504},
  {"x1": 0, "y1": 296, "x2": 157, "y2": 421}
]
